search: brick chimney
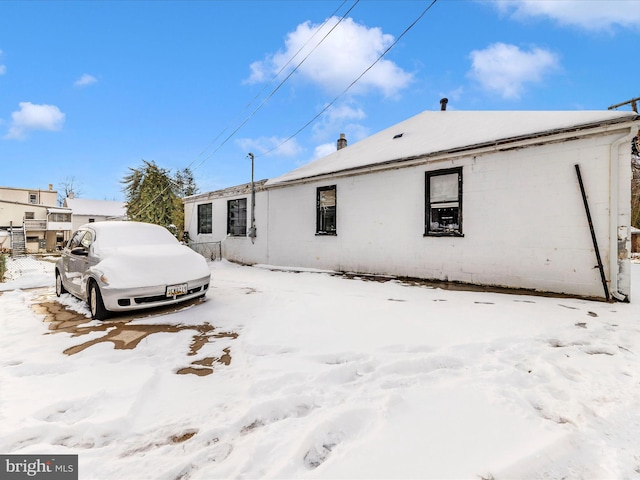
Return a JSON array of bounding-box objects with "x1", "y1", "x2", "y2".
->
[{"x1": 337, "y1": 133, "x2": 347, "y2": 150}]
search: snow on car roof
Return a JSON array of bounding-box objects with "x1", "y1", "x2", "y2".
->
[{"x1": 82, "y1": 221, "x2": 177, "y2": 245}]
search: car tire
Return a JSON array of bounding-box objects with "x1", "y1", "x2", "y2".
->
[
  {"x1": 88, "y1": 280, "x2": 109, "y2": 321},
  {"x1": 55, "y1": 269, "x2": 67, "y2": 297}
]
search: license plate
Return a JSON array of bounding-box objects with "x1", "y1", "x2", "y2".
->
[{"x1": 166, "y1": 283, "x2": 188, "y2": 297}]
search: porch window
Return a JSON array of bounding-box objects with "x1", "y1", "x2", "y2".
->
[
  {"x1": 198, "y1": 203, "x2": 212, "y2": 234},
  {"x1": 227, "y1": 198, "x2": 247, "y2": 236},
  {"x1": 25, "y1": 212, "x2": 35, "y2": 220},
  {"x1": 316, "y1": 185, "x2": 337, "y2": 235},
  {"x1": 49, "y1": 213, "x2": 71, "y2": 222},
  {"x1": 425, "y1": 167, "x2": 463, "y2": 236}
]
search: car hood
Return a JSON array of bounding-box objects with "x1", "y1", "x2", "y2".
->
[{"x1": 92, "y1": 244, "x2": 210, "y2": 288}]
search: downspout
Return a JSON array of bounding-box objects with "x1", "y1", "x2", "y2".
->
[
  {"x1": 248, "y1": 153, "x2": 256, "y2": 243},
  {"x1": 609, "y1": 126, "x2": 638, "y2": 301}
]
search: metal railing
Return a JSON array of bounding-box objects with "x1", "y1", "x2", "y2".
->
[{"x1": 24, "y1": 219, "x2": 47, "y2": 231}]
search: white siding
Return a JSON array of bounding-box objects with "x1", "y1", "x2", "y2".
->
[{"x1": 185, "y1": 130, "x2": 633, "y2": 300}]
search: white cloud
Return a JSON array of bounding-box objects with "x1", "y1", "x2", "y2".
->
[
  {"x1": 491, "y1": 0, "x2": 640, "y2": 31},
  {"x1": 0, "y1": 49, "x2": 5, "y2": 76},
  {"x1": 468, "y1": 43, "x2": 560, "y2": 99},
  {"x1": 246, "y1": 17, "x2": 413, "y2": 98},
  {"x1": 74, "y1": 73, "x2": 98, "y2": 87},
  {"x1": 236, "y1": 136, "x2": 303, "y2": 158},
  {"x1": 312, "y1": 102, "x2": 367, "y2": 140},
  {"x1": 4, "y1": 102, "x2": 65, "y2": 140},
  {"x1": 313, "y1": 142, "x2": 338, "y2": 159}
]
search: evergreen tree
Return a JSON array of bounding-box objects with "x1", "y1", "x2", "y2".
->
[
  {"x1": 121, "y1": 160, "x2": 196, "y2": 237},
  {"x1": 175, "y1": 167, "x2": 199, "y2": 197}
]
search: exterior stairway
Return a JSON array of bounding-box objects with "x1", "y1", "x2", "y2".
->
[{"x1": 10, "y1": 228, "x2": 26, "y2": 256}]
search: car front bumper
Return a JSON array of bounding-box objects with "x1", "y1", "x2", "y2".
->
[{"x1": 99, "y1": 274, "x2": 211, "y2": 312}]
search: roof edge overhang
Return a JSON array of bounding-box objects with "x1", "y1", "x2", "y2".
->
[
  {"x1": 267, "y1": 115, "x2": 640, "y2": 188},
  {"x1": 0, "y1": 199, "x2": 57, "y2": 209},
  {"x1": 183, "y1": 179, "x2": 269, "y2": 204}
]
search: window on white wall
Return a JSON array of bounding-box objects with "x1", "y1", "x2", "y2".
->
[
  {"x1": 227, "y1": 198, "x2": 247, "y2": 236},
  {"x1": 316, "y1": 185, "x2": 337, "y2": 235},
  {"x1": 197, "y1": 203, "x2": 212, "y2": 234},
  {"x1": 29, "y1": 193, "x2": 37, "y2": 204},
  {"x1": 425, "y1": 167, "x2": 463, "y2": 236}
]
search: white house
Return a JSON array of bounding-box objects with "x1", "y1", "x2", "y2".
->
[
  {"x1": 184, "y1": 109, "x2": 640, "y2": 301},
  {"x1": 0, "y1": 185, "x2": 72, "y2": 253},
  {"x1": 63, "y1": 197, "x2": 128, "y2": 231}
]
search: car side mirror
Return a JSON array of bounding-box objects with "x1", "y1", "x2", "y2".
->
[{"x1": 71, "y1": 246, "x2": 88, "y2": 256}]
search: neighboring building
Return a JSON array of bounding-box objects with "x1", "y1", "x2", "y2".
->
[
  {"x1": 184, "y1": 108, "x2": 640, "y2": 301},
  {"x1": 63, "y1": 196, "x2": 127, "y2": 231},
  {"x1": 0, "y1": 184, "x2": 72, "y2": 254},
  {"x1": 631, "y1": 226, "x2": 640, "y2": 254}
]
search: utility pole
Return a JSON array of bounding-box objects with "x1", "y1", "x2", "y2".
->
[
  {"x1": 247, "y1": 153, "x2": 256, "y2": 240},
  {"x1": 608, "y1": 97, "x2": 640, "y2": 113}
]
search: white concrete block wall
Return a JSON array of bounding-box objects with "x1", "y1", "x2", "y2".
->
[
  {"x1": 186, "y1": 130, "x2": 632, "y2": 299},
  {"x1": 185, "y1": 191, "x2": 269, "y2": 265}
]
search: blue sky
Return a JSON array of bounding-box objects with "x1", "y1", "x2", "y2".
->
[{"x1": 1, "y1": 0, "x2": 639, "y2": 202}]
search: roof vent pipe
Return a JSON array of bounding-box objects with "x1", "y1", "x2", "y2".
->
[
  {"x1": 337, "y1": 133, "x2": 347, "y2": 150},
  {"x1": 440, "y1": 98, "x2": 448, "y2": 111}
]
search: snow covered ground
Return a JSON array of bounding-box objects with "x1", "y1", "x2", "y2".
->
[{"x1": 1, "y1": 256, "x2": 640, "y2": 479}]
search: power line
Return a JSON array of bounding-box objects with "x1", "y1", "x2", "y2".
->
[
  {"x1": 190, "y1": 0, "x2": 360, "y2": 172},
  {"x1": 129, "y1": 0, "x2": 439, "y2": 219},
  {"x1": 190, "y1": 0, "x2": 353, "y2": 169},
  {"x1": 259, "y1": 0, "x2": 439, "y2": 158},
  {"x1": 129, "y1": 1, "x2": 358, "y2": 219}
]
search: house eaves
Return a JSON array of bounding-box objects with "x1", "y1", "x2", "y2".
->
[
  {"x1": 183, "y1": 179, "x2": 269, "y2": 204},
  {"x1": 0, "y1": 199, "x2": 56, "y2": 209},
  {"x1": 266, "y1": 110, "x2": 640, "y2": 187}
]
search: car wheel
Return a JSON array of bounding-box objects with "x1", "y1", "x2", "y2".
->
[
  {"x1": 55, "y1": 269, "x2": 67, "y2": 297},
  {"x1": 88, "y1": 280, "x2": 109, "y2": 321}
]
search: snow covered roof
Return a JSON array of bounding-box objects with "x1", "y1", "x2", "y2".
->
[
  {"x1": 267, "y1": 110, "x2": 639, "y2": 186},
  {"x1": 65, "y1": 198, "x2": 127, "y2": 217}
]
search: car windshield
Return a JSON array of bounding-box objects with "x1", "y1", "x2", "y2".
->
[{"x1": 95, "y1": 224, "x2": 178, "y2": 249}]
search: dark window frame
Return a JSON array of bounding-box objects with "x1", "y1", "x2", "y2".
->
[
  {"x1": 425, "y1": 167, "x2": 463, "y2": 237},
  {"x1": 197, "y1": 203, "x2": 213, "y2": 235},
  {"x1": 316, "y1": 185, "x2": 337, "y2": 236},
  {"x1": 227, "y1": 198, "x2": 247, "y2": 237}
]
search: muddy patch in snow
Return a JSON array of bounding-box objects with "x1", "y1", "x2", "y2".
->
[{"x1": 31, "y1": 293, "x2": 238, "y2": 376}]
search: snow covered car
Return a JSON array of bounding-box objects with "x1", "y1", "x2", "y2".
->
[{"x1": 55, "y1": 221, "x2": 211, "y2": 320}]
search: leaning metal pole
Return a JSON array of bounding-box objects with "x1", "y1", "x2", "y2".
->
[{"x1": 575, "y1": 164, "x2": 610, "y2": 302}]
